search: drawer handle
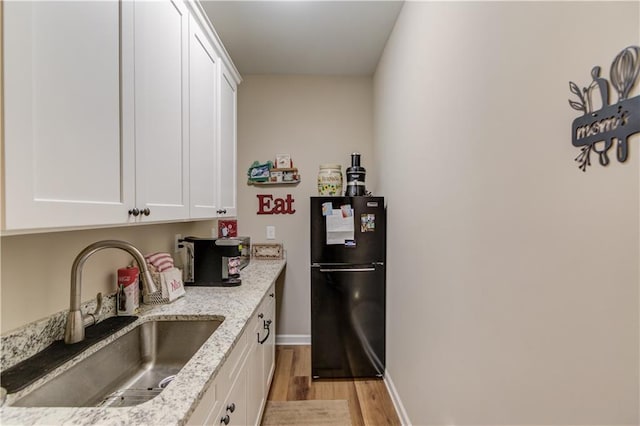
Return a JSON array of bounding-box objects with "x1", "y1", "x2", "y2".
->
[
  {"x1": 257, "y1": 319, "x2": 271, "y2": 344},
  {"x1": 226, "y1": 402, "x2": 236, "y2": 413},
  {"x1": 220, "y1": 414, "x2": 230, "y2": 425}
]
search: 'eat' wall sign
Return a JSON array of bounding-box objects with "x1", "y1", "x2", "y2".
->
[{"x1": 257, "y1": 194, "x2": 296, "y2": 215}]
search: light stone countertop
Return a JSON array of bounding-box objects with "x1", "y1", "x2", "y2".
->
[{"x1": 0, "y1": 259, "x2": 286, "y2": 426}]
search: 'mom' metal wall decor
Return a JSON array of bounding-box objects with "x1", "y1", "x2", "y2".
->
[{"x1": 569, "y1": 46, "x2": 640, "y2": 171}]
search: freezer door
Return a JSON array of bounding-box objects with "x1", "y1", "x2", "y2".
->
[
  {"x1": 311, "y1": 263, "x2": 385, "y2": 379},
  {"x1": 310, "y1": 196, "x2": 386, "y2": 264}
]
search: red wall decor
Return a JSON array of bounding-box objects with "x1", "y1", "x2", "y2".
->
[
  {"x1": 218, "y1": 220, "x2": 237, "y2": 237},
  {"x1": 257, "y1": 194, "x2": 296, "y2": 215}
]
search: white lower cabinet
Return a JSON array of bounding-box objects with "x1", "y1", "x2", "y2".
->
[
  {"x1": 187, "y1": 286, "x2": 276, "y2": 426},
  {"x1": 261, "y1": 290, "x2": 277, "y2": 394}
]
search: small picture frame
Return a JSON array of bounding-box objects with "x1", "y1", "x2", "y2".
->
[
  {"x1": 270, "y1": 170, "x2": 284, "y2": 183},
  {"x1": 282, "y1": 169, "x2": 297, "y2": 182},
  {"x1": 252, "y1": 243, "x2": 284, "y2": 260},
  {"x1": 275, "y1": 154, "x2": 292, "y2": 169},
  {"x1": 218, "y1": 219, "x2": 237, "y2": 237}
]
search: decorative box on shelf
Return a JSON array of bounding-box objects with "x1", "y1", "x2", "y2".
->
[{"x1": 248, "y1": 167, "x2": 300, "y2": 185}]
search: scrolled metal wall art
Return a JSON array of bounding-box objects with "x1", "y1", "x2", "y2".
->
[{"x1": 569, "y1": 46, "x2": 640, "y2": 171}]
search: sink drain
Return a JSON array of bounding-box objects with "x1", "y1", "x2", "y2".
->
[{"x1": 158, "y1": 375, "x2": 176, "y2": 389}]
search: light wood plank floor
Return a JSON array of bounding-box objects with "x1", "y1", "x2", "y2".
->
[{"x1": 266, "y1": 345, "x2": 401, "y2": 426}]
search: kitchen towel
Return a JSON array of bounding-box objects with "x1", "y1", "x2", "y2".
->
[
  {"x1": 160, "y1": 267, "x2": 185, "y2": 302},
  {"x1": 144, "y1": 252, "x2": 175, "y2": 272}
]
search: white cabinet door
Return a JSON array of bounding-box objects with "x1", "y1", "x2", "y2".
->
[
  {"x1": 223, "y1": 368, "x2": 247, "y2": 426},
  {"x1": 133, "y1": 0, "x2": 190, "y2": 222},
  {"x1": 185, "y1": 378, "x2": 220, "y2": 426},
  {"x1": 262, "y1": 290, "x2": 277, "y2": 391},
  {"x1": 246, "y1": 314, "x2": 264, "y2": 426},
  {"x1": 218, "y1": 65, "x2": 238, "y2": 218},
  {"x1": 189, "y1": 17, "x2": 220, "y2": 219},
  {"x1": 3, "y1": 1, "x2": 134, "y2": 230},
  {"x1": 248, "y1": 288, "x2": 276, "y2": 426}
]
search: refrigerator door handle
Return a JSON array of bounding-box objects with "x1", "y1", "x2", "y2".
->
[{"x1": 319, "y1": 267, "x2": 376, "y2": 273}]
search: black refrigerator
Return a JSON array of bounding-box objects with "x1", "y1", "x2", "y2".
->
[{"x1": 310, "y1": 196, "x2": 386, "y2": 379}]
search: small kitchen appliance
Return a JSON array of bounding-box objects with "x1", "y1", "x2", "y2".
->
[
  {"x1": 181, "y1": 237, "x2": 244, "y2": 286},
  {"x1": 345, "y1": 153, "x2": 366, "y2": 196}
]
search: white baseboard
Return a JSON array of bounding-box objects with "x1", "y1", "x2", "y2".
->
[
  {"x1": 384, "y1": 371, "x2": 411, "y2": 426},
  {"x1": 275, "y1": 334, "x2": 311, "y2": 345}
]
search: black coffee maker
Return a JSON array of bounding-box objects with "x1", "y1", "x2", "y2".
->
[
  {"x1": 345, "y1": 152, "x2": 366, "y2": 196},
  {"x1": 183, "y1": 237, "x2": 242, "y2": 286}
]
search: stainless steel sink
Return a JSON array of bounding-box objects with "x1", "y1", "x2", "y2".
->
[{"x1": 12, "y1": 318, "x2": 222, "y2": 407}]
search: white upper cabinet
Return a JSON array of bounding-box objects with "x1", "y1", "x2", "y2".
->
[
  {"x1": 2, "y1": 0, "x2": 241, "y2": 233},
  {"x1": 133, "y1": 0, "x2": 190, "y2": 222},
  {"x1": 3, "y1": 1, "x2": 134, "y2": 230},
  {"x1": 189, "y1": 15, "x2": 221, "y2": 219},
  {"x1": 218, "y1": 65, "x2": 238, "y2": 218}
]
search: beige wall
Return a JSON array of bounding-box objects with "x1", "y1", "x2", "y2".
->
[
  {"x1": 237, "y1": 75, "x2": 374, "y2": 337},
  {"x1": 374, "y1": 2, "x2": 639, "y2": 425},
  {"x1": 1, "y1": 221, "x2": 215, "y2": 333}
]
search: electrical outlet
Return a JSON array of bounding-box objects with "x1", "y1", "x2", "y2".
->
[
  {"x1": 174, "y1": 234, "x2": 182, "y2": 252},
  {"x1": 266, "y1": 226, "x2": 276, "y2": 240}
]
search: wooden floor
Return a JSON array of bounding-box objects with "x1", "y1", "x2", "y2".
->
[{"x1": 266, "y1": 345, "x2": 401, "y2": 426}]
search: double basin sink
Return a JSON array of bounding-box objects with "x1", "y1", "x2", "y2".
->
[{"x1": 12, "y1": 317, "x2": 222, "y2": 408}]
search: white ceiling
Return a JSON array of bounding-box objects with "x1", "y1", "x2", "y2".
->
[{"x1": 200, "y1": 1, "x2": 405, "y2": 76}]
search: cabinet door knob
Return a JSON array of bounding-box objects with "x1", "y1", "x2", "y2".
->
[
  {"x1": 128, "y1": 208, "x2": 140, "y2": 217},
  {"x1": 269, "y1": 293, "x2": 275, "y2": 298},
  {"x1": 220, "y1": 414, "x2": 230, "y2": 425},
  {"x1": 258, "y1": 313, "x2": 264, "y2": 319},
  {"x1": 226, "y1": 402, "x2": 236, "y2": 413},
  {"x1": 142, "y1": 208, "x2": 151, "y2": 216}
]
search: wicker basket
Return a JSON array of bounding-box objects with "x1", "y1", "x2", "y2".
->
[{"x1": 142, "y1": 270, "x2": 170, "y2": 305}]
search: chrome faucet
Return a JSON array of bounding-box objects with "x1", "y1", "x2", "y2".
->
[{"x1": 64, "y1": 240, "x2": 158, "y2": 344}]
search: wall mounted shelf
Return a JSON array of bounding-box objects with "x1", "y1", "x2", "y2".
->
[{"x1": 247, "y1": 179, "x2": 300, "y2": 186}]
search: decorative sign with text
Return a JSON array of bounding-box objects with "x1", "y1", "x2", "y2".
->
[
  {"x1": 257, "y1": 194, "x2": 296, "y2": 215},
  {"x1": 569, "y1": 46, "x2": 640, "y2": 171}
]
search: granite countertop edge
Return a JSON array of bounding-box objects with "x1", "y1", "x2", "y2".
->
[{"x1": 0, "y1": 259, "x2": 286, "y2": 426}]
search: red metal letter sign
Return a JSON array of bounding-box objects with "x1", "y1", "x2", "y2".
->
[{"x1": 256, "y1": 194, "x2": 296, "y2": 215}]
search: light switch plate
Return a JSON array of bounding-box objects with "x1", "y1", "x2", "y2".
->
[{"x1": 266, "y1": 226, "x2": 276, "y2": 240}]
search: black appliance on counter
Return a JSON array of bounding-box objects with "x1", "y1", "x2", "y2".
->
[
  {"x1": 182, "y1": 237, "x2": 243, "y2": 286},
  {"x1": 310, "y1": 196, "x2": 386, "y2": 379}
]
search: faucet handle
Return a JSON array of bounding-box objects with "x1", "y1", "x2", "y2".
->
[{"x1": 85, "y1": 292, "x2": 103, "y2": 327}]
